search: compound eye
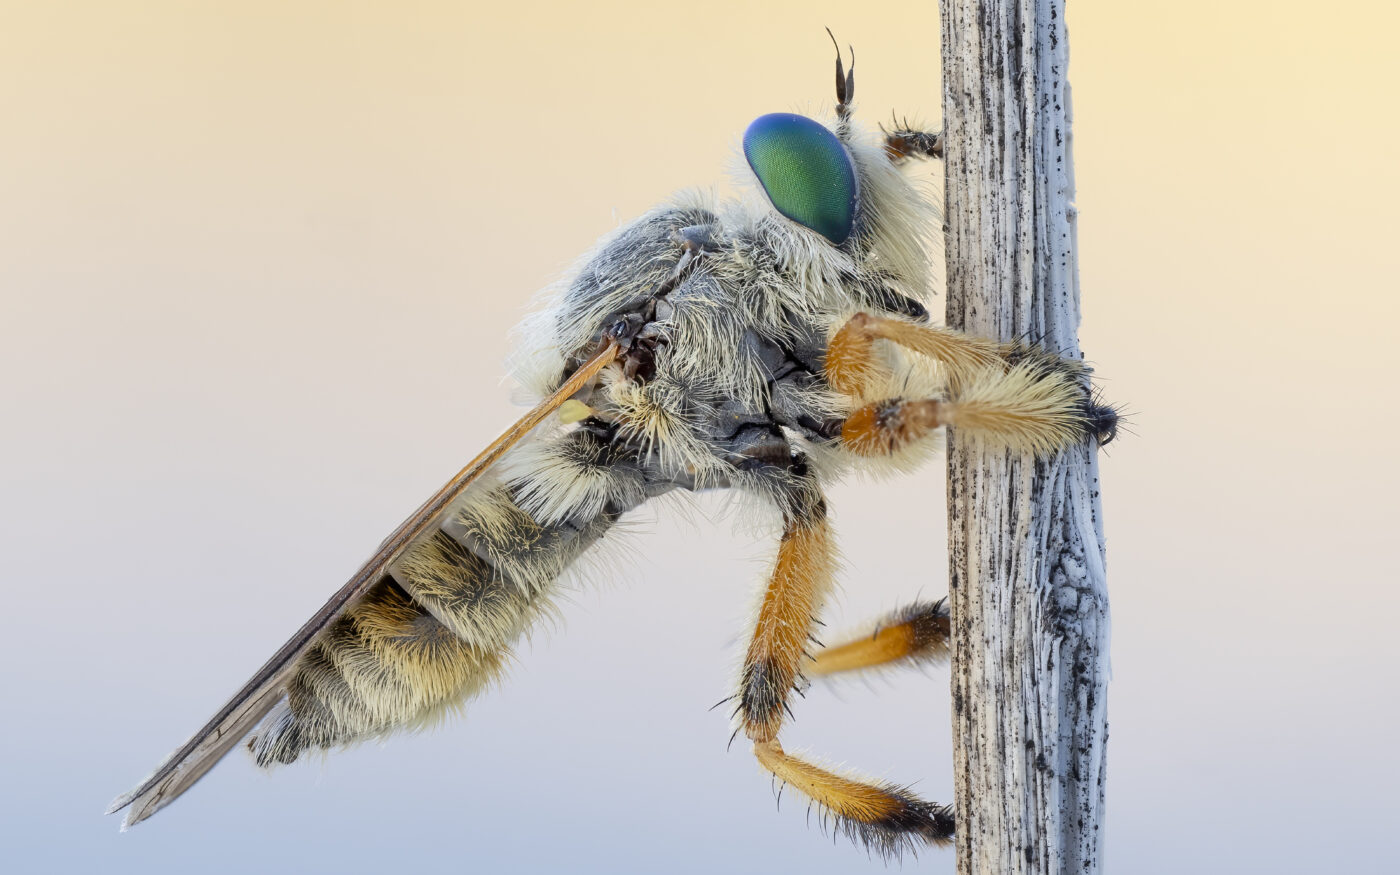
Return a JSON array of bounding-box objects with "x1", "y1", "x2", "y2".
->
[{"x1": 743, "y1": 113, "x2": 858, "y2": 245}]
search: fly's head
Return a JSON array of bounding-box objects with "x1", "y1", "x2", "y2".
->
[
  {"x1": 514, "y1": 36, "x2": 944, "y2": 419},
  {"x1": 738, "y1": 32, "x2": 943, "y2": 310}
]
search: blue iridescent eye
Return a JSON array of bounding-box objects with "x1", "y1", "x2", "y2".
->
[{"x1": 743, "y1": 113, "x2": 858, "y2": 245}]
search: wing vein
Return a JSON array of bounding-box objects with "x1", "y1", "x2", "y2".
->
[{"x1": 109, "y1": 340, "x2": 620, "y2": 826}]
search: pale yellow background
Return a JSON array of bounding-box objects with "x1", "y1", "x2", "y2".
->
[{"x1": 2, "y1": 2, "x2": 1396, "y2": 873}]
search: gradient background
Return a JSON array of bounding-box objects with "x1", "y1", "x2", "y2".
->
[{"x1": 3, "y1": 2, "x2": 1396, "y2": 873}]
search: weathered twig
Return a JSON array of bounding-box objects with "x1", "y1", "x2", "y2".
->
[{"x1": 940, "y1": 1, "x2": 1109, "y2": 873}]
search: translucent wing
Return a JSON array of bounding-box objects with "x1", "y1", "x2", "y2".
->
[{"x1": 107, "y1": 340, "x2": 619, "y2": 828}]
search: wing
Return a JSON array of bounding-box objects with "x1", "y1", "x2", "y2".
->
[{"x1": 107, "y1": 340, "x2": 619, "y2": 829}]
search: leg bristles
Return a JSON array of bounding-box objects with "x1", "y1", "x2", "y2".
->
[
  {"x1": 754, "y1": 740, "x2": 953, "y2": 859},
  {"x1": 941, "y1": 363, "x2": 1088, "y2": 455}
]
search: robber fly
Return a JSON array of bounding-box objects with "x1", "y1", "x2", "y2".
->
[{"x1": 108, "y1": 36, "x2": 1117, "y2": 859}]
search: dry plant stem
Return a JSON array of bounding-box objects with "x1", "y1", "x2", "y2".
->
[{"x1": 939, "y1": 1, "x2": 1109, "y2": 873}]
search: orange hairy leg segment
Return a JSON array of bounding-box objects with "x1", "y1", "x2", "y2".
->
[
  {"x1": 838, "y1": 365, "x2": 1092, "y2": 458},
  {"x1": 754, "y1": 741, "x2": 954, "y2": 852},
  {"x1": 732, "y1": 492, "x2": 955, "y2": 855},
  {"x1": 808, "y1": 601, "x2": 950, "y2": 677},
  {"x1": 810, "y1": 624, "x2": 918, "y2": 674},
  {"x1": 739, "y1": 503, "x2": 836, "y2": 744},
  {"x1": 825, "y1": 313, "x2": 886, "y2": 396},
  {"x1": 756, "y1": 741, "x2": 904, "y2": 822},
  {"x1": 825, "y1": 312, "x2": 1002, "y2": 396},
  {"x1": 840, "y1": 398, "x2": 944, "y2": 456}
]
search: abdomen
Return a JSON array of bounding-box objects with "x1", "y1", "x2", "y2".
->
[{"x1": 246, "y1": 430, "x2": 644, "y2": 766}]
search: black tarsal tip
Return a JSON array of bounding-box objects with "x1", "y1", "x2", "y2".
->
[{"x1": 1086, "y1": 401, "x2": 1120, "y2": 446}]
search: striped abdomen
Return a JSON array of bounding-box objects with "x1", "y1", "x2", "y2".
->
[{"x1": 247, "y1": 433, "x2": 644, "y2": 766}]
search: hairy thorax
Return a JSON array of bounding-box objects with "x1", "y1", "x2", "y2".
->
[{"x1": 518, "y1": 193, "x2": 934, "y2": 512}]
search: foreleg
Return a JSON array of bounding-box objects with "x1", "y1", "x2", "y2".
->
[
  {"x1": 825, "y1": 311, "x2": 1003, "y2": 396},
  {"x1": 883, "y1": 122, "x2": 944, "y2": 164},
  {"x1": 841, "y1": 364, "x2": 1099, "y2": 457},
  {"x1": 830, "y1": 313, "x2": 1117, "y2": 452}
]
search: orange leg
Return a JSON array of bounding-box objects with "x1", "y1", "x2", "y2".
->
[
  {"x1": 826, "y1": 312, "x2": 1004, "y2": 396},
  {"x1": 735, "y1": 494, "x2": 953, "y2": 856},
  {"x1": 840, "y1": 371, "x2": 1103, "y2": 458},
  {"x1": 807, "y1": 601, "x2": 950, "y2": 679},
  {"x1": 738, "y1": 500, "x2": 834, "y2": 744},
  {"x1": 827, "y1": 312, "x2": 1117, "y2": 451}
]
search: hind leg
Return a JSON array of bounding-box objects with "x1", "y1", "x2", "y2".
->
[
  {"x1": 732, "y1": 487, "x2": 953, "y2": 857},
  {"x1": 806, "y1": 601, "x2": 949, "y2": 679}
]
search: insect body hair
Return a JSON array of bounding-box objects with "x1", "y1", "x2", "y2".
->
[{"x1": 247, "y1": 433, "x2": 675, "y2": 766}]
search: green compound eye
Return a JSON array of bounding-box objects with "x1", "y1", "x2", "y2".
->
[{"x1": 743, "y1": 113, "x2": 858, "y2": 245}]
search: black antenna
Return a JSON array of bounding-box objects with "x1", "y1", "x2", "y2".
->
[{"x1": 825, "y1": 28, "x2": 855, "y2": 118}]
